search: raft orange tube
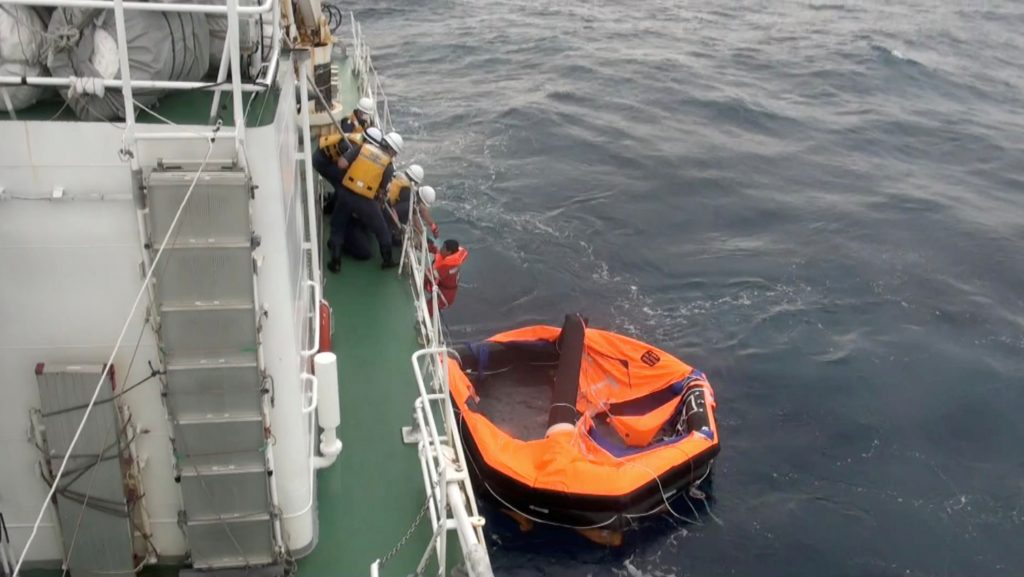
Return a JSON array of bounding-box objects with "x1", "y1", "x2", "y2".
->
[{"x1": 449, "y1": 315, "x2": 720, "y2": 534}]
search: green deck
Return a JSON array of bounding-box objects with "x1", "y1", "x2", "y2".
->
[
  {"x1": 300, "y1": 258, "x2": 435, "y2": 577},
  {"x1": 296, "y1": 53, "x2": 450, "y2": 576},
  {"x1": 11, "y1": 52, "x2": 448, "y2": 577},
  {"x1": 295, "y1": 54, "x2": 441, "y2": 577},
  {"x1": 0, "y1": 85, "x2": 280, "y2": 126}
]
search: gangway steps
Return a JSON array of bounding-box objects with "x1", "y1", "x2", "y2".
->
[{"x1": 146, "y1": 166, "x2": 278, "y2": 568}]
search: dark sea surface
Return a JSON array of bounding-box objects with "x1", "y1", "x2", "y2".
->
[{"x1": 347, "y1": 1, "x2": 1024, "y2": 575}]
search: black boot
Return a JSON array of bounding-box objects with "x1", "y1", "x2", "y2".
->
[
  {"x1": 381, "y1": 247, "x2": 398, "y2": 269},
  {"x1": 327, "y1": 246, "x2": 341, "y2": 273}
]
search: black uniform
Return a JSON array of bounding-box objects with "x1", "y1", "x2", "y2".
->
[{"x1": 326, "y1": 144, "x2": 396, "y2": 267}]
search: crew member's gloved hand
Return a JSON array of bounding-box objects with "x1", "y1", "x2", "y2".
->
[{"x1": 430, "y1": 223, "x2": 439, "y2": 238}]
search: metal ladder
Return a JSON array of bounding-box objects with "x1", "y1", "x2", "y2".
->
[{"x1": 145, "y1": 161, "x2": 280, "y2": 569}]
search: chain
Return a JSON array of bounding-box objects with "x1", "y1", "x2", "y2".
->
[{"x1": 378, "y1": 491, "x2": 433, "y2": 569}]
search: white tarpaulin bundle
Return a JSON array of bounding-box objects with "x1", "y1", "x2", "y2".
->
[
  {"x1": 0, "y1": 5, "x2": 48, "y2": 112},
  {"x1": 46, "y1": 7, "x2": 210, "y2": 120},
  {"x1": 201, "y1": 0, "x2": 260, "y2": 77}
]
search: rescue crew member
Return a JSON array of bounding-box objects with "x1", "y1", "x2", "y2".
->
[
  {"x1": 318, "y1": 97, "x2": 375, "y2": 213},
  {"x1": 315, "y1": 126, "x2": 383, "y2": 214},
  {"x1": 426, "y1": 239, "x2": 468, "y2": 313},
  {"x1": 383, "y1": 166, "x2": 439, "y2": 242},
  {"x1": 326, "y1": 130, "x2": 405, "y2": 273},
  {"x1": 340, "y1": 96, "x2": 375, "y2": 134}
]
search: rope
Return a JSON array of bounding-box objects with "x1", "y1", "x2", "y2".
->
[
  {"x1": 12, "y1": 137, "x2": 219, "y2": 577},
  {"x1": 323, "y1": 4, "x2": 344, "y2": 33},
  {"x1": 0, "y1": 5, "x2": 51, "y2": 67},
  {"x1": 303, "y1": 72, "x2": 344, "y2": 134},
  {"x1": 59, "y1": 412, "x2": 118, "y2": 577},
  {"x1": 132, "y1": 99, "x2": 212, "y2": 140},
  {"x1": 1, "y1": 89, "x2": 16, "y2": 119},
  {"x1": 41, "y1": 364, "x2": 162, "y2": 418},
  {"x1": 46, "y1": 23, "x2": 80, "y2": 54},
  {"x1": 457, "y1": 381, "x2": 719, "y2": 533}
]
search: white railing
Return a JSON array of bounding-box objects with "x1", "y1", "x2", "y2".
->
[
  {"x1": 386, "y1": 207, "x2": 492, "y2": 577},
  {"x1": 348, "y1": 16, "x2": 493, "y2": 577},
  {"x1": 297, "y1": 53, "x2": 323, "y2": 418},
  {"x1": 349, "y1": 14, "x2": 394, "y2": 133},
  {"x1": 0, "y1": 0, "x2": 282, "y2": 161},
  {"x1": 2, "y1": 2, "x2": 303, "y2": 570}
]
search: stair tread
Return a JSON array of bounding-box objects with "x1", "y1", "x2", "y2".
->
[
  {"x1": 177, "y1": 449, "x2": 266, "y2": 468},
  {"x1": 185, "y1": 512, "x2": 273, "y2": 525},
  {"x1": 166, "y1": 352, "x2": 258, "y2": 370},
  {"x1": 179, "y1": 462, "x2": 268, "y2": 476},
  {"x1": 158, "y1": 239, "x2": 252, "y2": 249},
  {"x1": 189, "y1": 555, "x2": 277, "y2": 570},
  {"x1": 160, "y1": 300, "x2": 255, "y2": 312},
  {"x1": 147, "y1": 171, "x2": 250, "y2": 186},
  {"x1": 180, "y1": 564, "x2": 284, "y2": 577},
  {"x1": 175, "y1": 413, "x2": 263, "y2": 425}
]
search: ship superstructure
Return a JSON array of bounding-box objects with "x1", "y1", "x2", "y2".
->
[{"x1": 0, "y1": 1, "x2": 491, "y2": 575}]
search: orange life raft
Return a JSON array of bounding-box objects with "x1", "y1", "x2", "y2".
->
[{"x1": 449, "y1": 314, "x2": 720, "y2": 539}]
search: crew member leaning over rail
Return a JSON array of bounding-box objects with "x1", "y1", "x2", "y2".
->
[
  {"x1": 325, "y1": 130, "x2": 405, "y2": 273},
  {"x1": 313, "y1": 124, "x2": 381, "y2": 217},
  {"x1": 383, "y1": 166, "x2": 439, "y2": 244},
  {"x1": 318, "y1": 97, "x2": 376, "y2": 215},
  {"x1": 340, "y1": 96, "x2": 375, "y2": 135}
]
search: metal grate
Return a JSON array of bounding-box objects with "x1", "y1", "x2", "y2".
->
[{"x1": 35, "y1": 363, "x2": 136, "y2": 577}]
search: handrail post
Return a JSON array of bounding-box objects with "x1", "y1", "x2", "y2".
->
[
  {"x1": 208, "y1": 41, "x2": 232, "y2": 123},
  {"x1": 257, "y1": 0, "x2": 282, "y2": 88},
  {"x1": 112, "y1": 0, "x2": 138, "y2": 170},
  {"x1": 226, "y1": 0, "x2": 246, "y2": 160}
]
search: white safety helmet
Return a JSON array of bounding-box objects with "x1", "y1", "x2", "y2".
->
[
  {"x1": 364, "y1": 126, "x2": 383, "y2": 145},
  {"x1": 405, "y1": 164, "x2": 424, "y2": 184},
  {"x1": 418, "y1": 185, "x2": 436, "y2": 206},
  {"x1": 383, "y1": 131, "x2": 404, "y2": 154},
  {"x1": 356, "y1": 97, "x2": 375, "y2": 116}
]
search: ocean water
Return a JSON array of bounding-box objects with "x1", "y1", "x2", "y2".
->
[{"x1": 344, "y1": 1, "x2": 1024, "y2": 575}]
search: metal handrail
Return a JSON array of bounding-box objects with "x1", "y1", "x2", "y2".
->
[
  {"x1": 0, "y1": 0, "x2": 282, "y2": 155},
  {"x1": 404, "y1": 349, "x2": 492, "y2": 577},
  {"x1": 0, "y1": 76, "x2": 268, "y2": 92},
  {"x1": 0, "y1": 0, "x2": 274, "y2": 14},
  {"x1": 346, "y1": 14, "x2": 491, "y2": 576},
  {"x1": 382, "y1": 184, "x2": 491, "y2": 577},
  {"x1": 349, "y1": 16, "x2": 394, "y2": 134}
]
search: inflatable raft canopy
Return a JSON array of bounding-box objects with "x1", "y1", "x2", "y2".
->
[{"x1": 449, "y1": 314, "x2": 720, "y2": 540}]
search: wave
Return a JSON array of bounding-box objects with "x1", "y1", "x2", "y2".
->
[{"x1": 869, "y1": 43, "x2": 921, "y2": 66}]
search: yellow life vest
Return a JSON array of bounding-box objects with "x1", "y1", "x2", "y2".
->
[
  {"x1": 386, "y1": 175, "x2": 411, "y2": 206},
  {"x1": 346, "y1": 112, "x2": 366, "y2": 134},
  {"x1": 319, "y1": 133, "x2": 344, "y2": 161},
  {"x1": 319, "y1": 131, "x2": 366, "y2": 162},
  {"x1": 343, "y1": 143, "x2": 391, "y2": 199}
]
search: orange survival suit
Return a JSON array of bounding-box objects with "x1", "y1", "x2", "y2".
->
[{"x1": 427, "y1": 245, "x2": 468, "y2": 310}]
